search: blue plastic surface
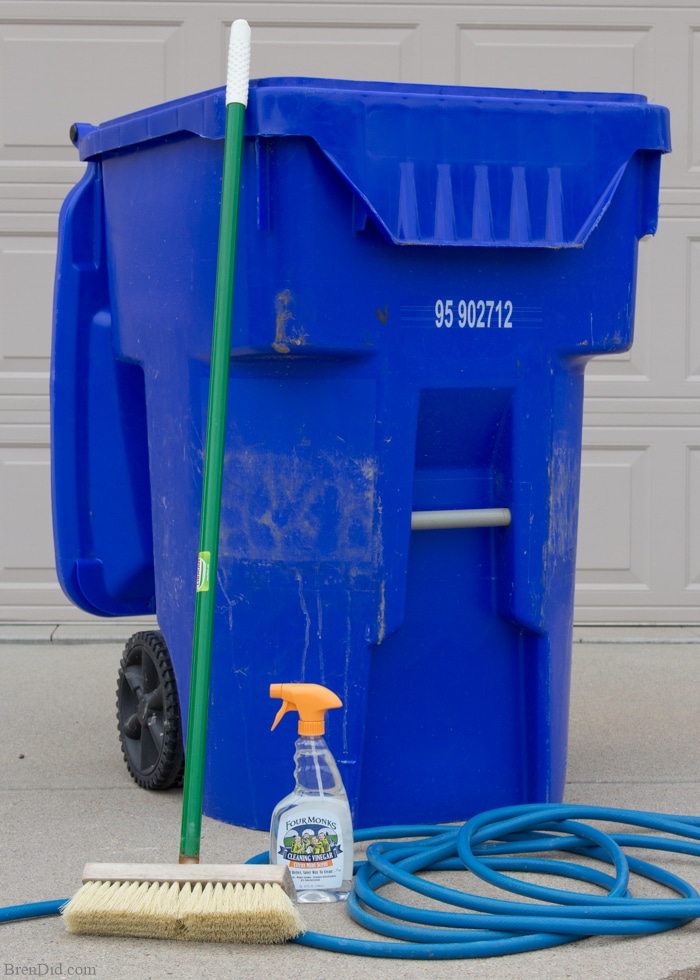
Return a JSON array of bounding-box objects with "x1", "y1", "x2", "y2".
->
[{"x1": 51, "y1": 78, "x2": 670, "y2": 829}]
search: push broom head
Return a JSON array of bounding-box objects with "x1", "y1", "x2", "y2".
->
[{"x1": 62, "y1": 863, "x2": 305, "y2": 944}]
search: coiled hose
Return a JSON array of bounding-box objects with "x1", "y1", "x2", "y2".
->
[{"x1": 4, "y1": 803, "x2": 700, "y2": 959}]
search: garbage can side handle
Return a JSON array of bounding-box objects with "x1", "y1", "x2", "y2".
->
[
  {"x1": 51, "y1": 162, "x2": 156, "y2": 618},
  {"x1": 51, "y1": 166, "x2": 104, "y2": 615}
]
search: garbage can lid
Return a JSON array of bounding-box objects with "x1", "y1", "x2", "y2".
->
[{"x1": 74, "y1": 77, "x2": 671, "y2": 248}]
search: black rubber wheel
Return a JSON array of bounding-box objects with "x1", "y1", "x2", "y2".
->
[{"x1": 116, "y1": 630, "x2": 184, "y2": 790}]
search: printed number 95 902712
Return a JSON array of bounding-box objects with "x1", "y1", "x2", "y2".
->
[{"x1": 435, "y1": 298, "x2": 513, "y2": 329}]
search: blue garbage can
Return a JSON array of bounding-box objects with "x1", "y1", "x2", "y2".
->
[{"x1": 51, "y1": 78, "x2": 670, "y2": 830}]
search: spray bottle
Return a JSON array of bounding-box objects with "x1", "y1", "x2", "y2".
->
[{"x1": 269, "y1": 683, "x2": 354, "y2": 903}]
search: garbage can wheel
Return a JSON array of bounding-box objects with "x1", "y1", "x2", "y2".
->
[{"x1": 116, "y1": 630, "x2": 184, "y2": 790}]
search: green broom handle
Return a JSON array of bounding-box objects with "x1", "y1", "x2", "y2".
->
[{"x1": 180, "y1": 20, "x2": 251, "y2": 864}]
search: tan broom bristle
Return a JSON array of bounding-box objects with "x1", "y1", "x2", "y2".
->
[{"x1": 62, "y1": 866, "x2": 306, "y2": 943}]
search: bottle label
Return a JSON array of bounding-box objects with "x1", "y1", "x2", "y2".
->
[{"x1": 276, "y1": 809, "x2": 344, "y2": 889}]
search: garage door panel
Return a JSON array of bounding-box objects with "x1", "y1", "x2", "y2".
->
[
  {"x1": 584, "y1": 235, "x2": 654, "y2": 386},
  {"x1": 588, "y1": 216, "x2": 700, "y2": 395},
  {"x1": 0, "y1": 448, "x2": 54, "y2": 581},
  {"x1": 686, "y1": 237, "x2": 700, "y2": 382},
  {"x1": 0, "y1": 22, "x2": 182, "y2": 159},
  {"x1": 577, "y1": 426, "x2": 700, "y2": 619},
  {"x1": 576, "y1": 445, "x2": 651, "y2": 587},
  {"x1": 457, "y1": 26, "x2": 653, "y2": 95},
  {"x1": 0, "y1": 236, "x2": 55, "y2": 374},
  {"x1": 688, "y1": 446, "x2": 700, "y2": 590},
  {"x1": 690, "y1": 29, "x2": 700, "y2": 176},
  {"x1": 649, "y1": 218, "x2": 700, "y2": 389},
  {"x1": 246, "y1": 22, "x2": 421, "y2": 82}
]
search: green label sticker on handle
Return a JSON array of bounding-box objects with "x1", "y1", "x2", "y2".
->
[{"x1": 197, "y1": 552, "x2": 210, "y2": 592}]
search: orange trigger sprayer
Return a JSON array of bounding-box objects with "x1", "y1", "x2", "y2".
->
[{"x1": 270, "y1": 683, "x2": 342, "y2": 736}]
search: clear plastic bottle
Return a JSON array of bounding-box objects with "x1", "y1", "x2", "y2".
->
[{"x1": 269, "y1": 684, "x2": 354, "y2": 903}]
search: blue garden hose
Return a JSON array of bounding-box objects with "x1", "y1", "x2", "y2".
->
[
  {"x1": 5, "y1": 803, "x2": 700, "y2": 959},
  {"x1": 0, "y1": 900, "x2": 66, "y2": 924}
]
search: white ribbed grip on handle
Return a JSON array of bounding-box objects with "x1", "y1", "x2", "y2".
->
[{"x1": 226, "y1": 19, "x2": 251, "y2": 106}]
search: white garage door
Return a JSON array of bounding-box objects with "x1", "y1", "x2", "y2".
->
[{"x1": 0, "y1": 1, "x2": 697, "y2": 623}]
